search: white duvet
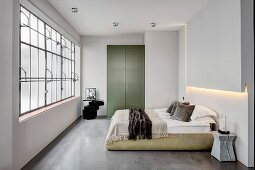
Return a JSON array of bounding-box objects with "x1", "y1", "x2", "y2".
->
[{"x1": 106, "y1": 108, "x2": 216, "y2": 144}]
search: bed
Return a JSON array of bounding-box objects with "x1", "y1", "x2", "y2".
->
[{"x1": 106, "y1": 107, "x2": 217, "y2": 150}]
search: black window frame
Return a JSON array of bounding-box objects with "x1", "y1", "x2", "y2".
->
[{"x1": 19, "y1": 6, "x2": 77, "y2": 116}]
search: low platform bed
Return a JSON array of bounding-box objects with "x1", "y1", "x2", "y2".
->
[
  {"x1": 107, "y1": 133, "x2": 214, "y2": 150},
  {"x1": 106, "y1": 106, "x2": 217, "y2": 151}
]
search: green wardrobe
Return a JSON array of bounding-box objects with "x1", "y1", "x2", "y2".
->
[{"x1": 107, "y1": 45, "x2": 145, "y2": 118}]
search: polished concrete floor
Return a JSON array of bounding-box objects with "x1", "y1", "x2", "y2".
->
[{"x1": 23, "y1": 118, "x2": 253, "y2": 170}]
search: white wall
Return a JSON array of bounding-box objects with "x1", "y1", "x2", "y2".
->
[
  {"x1": 0, "y1": 0, "x2": 13, "y2": 169},
  {"x1": 27, "y1": 0, "x2": 80, "y2": 44},
  {"x1": 178, "y1": 27, "x2": 186, "y2": 101},
  {"x1": 186, "y1": 0, "x2": 241, "y2": 92},
  {"x1": 11, "y1": 1, "x2": 82, "y2": 169},
  {"x1": 183, "y1": 0, "x2": 253, "y2": 167},
  {"x1": 186, "y1": 87, "x2": 248, "y2": 166},
  {"x1": 14, "y1": 98, "x2": 81, "y2": 170},
  {"x1": 145, "y1": 31, "x2": 179, "y2": 109},
  {"x1": 241, "y1": 0, "x2": 254, "y2": 167},
  {"x1": 81, "y1": 35, "x2": 144, "y2": 115}
]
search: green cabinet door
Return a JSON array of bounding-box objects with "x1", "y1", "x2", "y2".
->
[
  {"x1": 107, "y1": 45, "x2": 126, "y2": 118},
  {"x1": 107, "y1": 45, "x2": 145, "y2": 118},
  {"x1": 125, "y1": 45, "x2": 145, "y2": 109}
]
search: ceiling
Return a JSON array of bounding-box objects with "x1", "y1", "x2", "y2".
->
[{"x1": 48, "y1": 0, "x2": 211, "y2": 36}]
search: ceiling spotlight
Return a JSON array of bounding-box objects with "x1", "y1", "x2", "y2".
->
[
  {"x1": 113, "y1": 22, "x2": 119, "y2": 27},
  {"x1": 150, "y1": 23, "x2": 156, "y2": 27},
  {"x1": 72, "y1": 8, "x2": 78, "y2": 13}
]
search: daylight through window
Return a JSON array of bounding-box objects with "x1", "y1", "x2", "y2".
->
[{"x1": 20, "y1": 6, "x2": 76, "y2": 115}]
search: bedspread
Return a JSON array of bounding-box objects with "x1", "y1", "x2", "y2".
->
[{"x1": 105, "y1": 109, "x2": 168, "y2": 144}]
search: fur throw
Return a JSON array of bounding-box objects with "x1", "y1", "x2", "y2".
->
[{"x1": 128, "y1": 108, "x2": 152, "y2": 140}]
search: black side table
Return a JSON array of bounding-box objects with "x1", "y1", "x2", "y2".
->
[
  {"x1": 83, "y1": 105, "x2": 97, "y2": 119},
  {"x1": 83, "y1": 100, "x2": 104, "y2": 120}
]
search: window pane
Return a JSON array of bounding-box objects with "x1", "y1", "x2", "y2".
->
[
  {"x1": 56, "y1": 56, "x2": 61, "y2": 78},
  {"x1": 38, "y1": 19, "x2": 44, "y2": 34},
  {"x1": 61, "y1": 36, "x2": 66, "y2": 47},
  {"x1": 31, "y1": 47, "x2": 38, "y2": 78},
  {"x1": 30, "y1": 14, "x2": 37, "y2": 31},
  {"x1": 31, "y1": 30, "x2": 38, "y2": 46},
  {"x1": 47, "y1": 53, "x2": 52, "y2": 79},
  {"x1": 52, "y1": 29, "x2": 56, "y2": 41},
  {"x1": 56, "y1": 44, "x2": 61, "y2": 55},
  {"x1": 39, "y1": 34, "x2": 45, "y2": 49},
  {"x1": 31, "y1": 82, "x2": 38, "y2": 110},
  {"x1": 52, "y1": 41, "x2": 56, "y2": 53},
  {"x1": 21, "y1": 44, "x2": 30, "y2": 79},
  {"x1": 68, "y1": 50, "x2": 71, "y2": 59},
  {"x1": 71, "y1": 61, "x2": 75, "y2": 96},
  {"x1": 46, "y1": 81, "x2": 52, "y2": 104},
  {"x1": 39, "y1": 50, "x2": 45, "y2": 78},
  {"x1": 57, "y1": 81, "x2": 61, "y2": 101},
  {"x1": 62, "y1": 48, "x2": 66, "y2": 58},
  {"x1": 67, "y1": 39, "x2": 71, "y2": 49},
  {"x1": 63, "y1": 59, "x2": 68, "y2": 78},
  {"x1": 38, "y1": 81, "x2": 45, "y2": 107},
  {"x1": 56, "y1": 33, "x2": 61, "y2": 55},
  {"x1": 66, "y1": 80, "x2": 71, "y2": 97},
  {"x1": 46, "y1": 39, "x2": 52, "y2": 52},
  {"x1": 71, "y1": 82, "x2": 73, "y2": 96},
  {"x1": 21, "y1": 7, "x2": 29, "y2": 26},
  {"x1": 46, "y1": 25, "x2": 51, "y2": 38},
  {"x1": 52, "y1": 81, "x2": 56, "y2": 103},
  {"x1": 62, "y1": 80, "x2": 66, "y2": 99},
  {"x1": 21, "y1": 26, "x2": 30, "y2": 44},
  {"x1": 52, "y1": 55, "x2": 56, "y2": 78},
  {"x1": 21, "y1": 82, "x2": 30, "y2": 113}
]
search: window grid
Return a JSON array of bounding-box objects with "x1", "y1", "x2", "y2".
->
[{"x1": 19, "y1": 6, "x2": 76, "y2": 115}]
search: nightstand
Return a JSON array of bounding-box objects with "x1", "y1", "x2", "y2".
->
[
  {"x1": 211, "y1": 131, "x2": 236, "y2": 161},
  {"x1": 82, "y1": 100, "x2": 104, "y2": 120}
]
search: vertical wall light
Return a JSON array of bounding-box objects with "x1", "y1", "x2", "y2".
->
[{"x1": 244, "y1": 83, "x2": 248, "y2": 93}]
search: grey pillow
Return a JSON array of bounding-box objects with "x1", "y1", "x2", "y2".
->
[
  {"x1": 171, "y1": 103, "x2": 195, "y2": 122},
  {"x1": 166, "y1": 101, "x2": 190, "y2": 116},
  {"x1": 166, "y1": 101, "x2": 178, "y2": 114}
]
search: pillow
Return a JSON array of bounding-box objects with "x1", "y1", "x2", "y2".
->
[
  {"x1": 166, "y1": 101, "x2": 190, "y2": 116},
  {"x1": 166, "y1": 101, "x2": 176, "y2": 114},
  {"x1": 171, "y1": 103, "x2": 195, "y2": 122},
  {"x1": 190, "y1": 105, "x2": 217, "y2": 120}
]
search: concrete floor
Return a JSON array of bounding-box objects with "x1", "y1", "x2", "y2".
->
[{"x1": 23, "y1": 118, "x2": 253, "y2": 170}]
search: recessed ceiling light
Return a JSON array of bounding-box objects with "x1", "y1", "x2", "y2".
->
[
  {"x1": 113, "y1": 22, "x2": 119, "y2": 27},
  {"x1": 150, "y1": 23, "x2": 156, "y2": 27},
  {"x1": 72, "y1": 8, "x2": 78, "y2": 13}
]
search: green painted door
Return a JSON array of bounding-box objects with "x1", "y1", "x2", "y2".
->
[
  {"x1": 125, "y1": 45, "x2": 145, "y2": 109},
  {"x1": 107, "y1": 45, "x2": 145, "y2": 118},
  {"x1": 107, "y1": 45, "x2": 126, "y2": 118}
]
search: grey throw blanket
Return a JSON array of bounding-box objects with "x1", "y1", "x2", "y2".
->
[{"x1": 128, "y1": 108, "x2": 152, "y2": 140}]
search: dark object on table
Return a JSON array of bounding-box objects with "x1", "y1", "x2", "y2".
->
[
  {"x1": 83, "y1": 100, "x2": 104, "y2": 119},
  {"x1": 218, "y1": 129, "x2": 230, "y2": 134}
]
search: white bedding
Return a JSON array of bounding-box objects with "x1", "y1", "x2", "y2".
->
[
  {"x1": 105, "y1": 109, "x2": 168, "y2": 144},
  {"x1": 154, "y1": 108, "x2": 216, "y2": 134}
]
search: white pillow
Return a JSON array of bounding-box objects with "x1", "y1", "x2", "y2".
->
[{"x1": 190, "y1": 105, "x2": 217, "y2": 120}]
